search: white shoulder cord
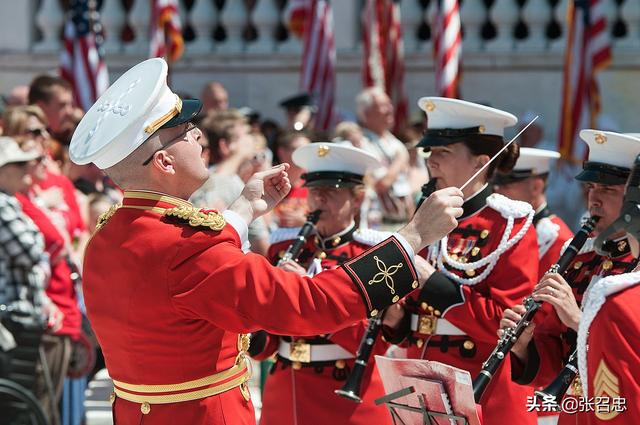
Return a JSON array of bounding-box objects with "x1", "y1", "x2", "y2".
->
[{"x1": 432, "y1": 208, "x2": 534, "y2": 286}]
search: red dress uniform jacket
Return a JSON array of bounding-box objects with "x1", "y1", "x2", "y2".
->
[
  {"x1": 83, "y1": 191, "x2": 419, "y2": 425},
  {"x1": 255, "y1": 225, "x2": 393, "y2": 425},
  {"x1": 385, "y1": 187, "x2": 540, "y2": 425},
  {"x1": 576, "y1": 270, "x2": 640, "y2": 424}
]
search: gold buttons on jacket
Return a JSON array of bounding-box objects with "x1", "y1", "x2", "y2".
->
[
  {"x1": 335, "y1": 360, "x2": 346, "y2": 369},
  {"x1": 416, "y1": 339, "x2": 424, "y2": 348},
  {"x1": 480, "y1": 229, "x2": 489, "y2": 239},
  {"x1": 412, "y1": 280, "x2": 419, "y2": 289},
  {"x1": 465, "y1": 269, "x2": 476, "y2": 277},
  {"x1": 574, "y1": 261, "x2": 583, "y2": 270},
  {"x1": 318, "y1": 252, "x2": 327, "y2": 259},
  {"x1": 292, "y1": 361, "x2": 302, "y2": 370},
  {"x1": 471, "y1": 247, "x2": 480, "y2": 257},
  {"x1": 602, "y1": 260, "x2": 613, "y2": 270},
  {"x1": 392, "y1": 295, "x2": 400, "y2": 303},
  {"x1": 463, "y1": 340, "x2": 475, "y2": 350},
  {"x1": 141, "y1": 402, "x2": 151, "y2": 414},
  {"x1": 421, "y1": 302, "x2": 428, "y2": 310},
  {"x1": 370, "y1": 309, "x2": 379, "y2": 317}
]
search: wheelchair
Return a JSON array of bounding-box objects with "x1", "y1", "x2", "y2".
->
[{"x1": 0, "y1": 305, "x2": 49, "y2": 425}]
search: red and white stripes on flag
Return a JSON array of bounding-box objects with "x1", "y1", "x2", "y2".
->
[
  {"x1": 300, "y1": 0, "x2": 336, "y2": 132},
  {"x1": 362, "y1": 0, "x2": 408, "y2": 131},
  {"x1": 150, "y1": 0, "x2": 184, "y2": 62},
  {"x1": 60, "y1": 0, "x2": 109, "y2": 112},
  {"x1": 558, "y1": 0, "x2": 612, "y2": 161},
  {"x1": 433, "y1": 0, "x2": 462, "y2": 98}
]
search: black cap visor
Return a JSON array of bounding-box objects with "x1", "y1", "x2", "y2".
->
[
  {"x1": 302, "y1": 171, "x2": 364, "y2": 188},
  {"x1": 417, "y1": 126, "x2": 486, "y2": 149},
  {"x1": 575, "y1": 161, "x2": 630, "y2": 185},
  {"x1": 161, "y1": 99, "x2": 203, "y2": 129}
]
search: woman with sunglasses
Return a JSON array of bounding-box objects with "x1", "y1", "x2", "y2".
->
[
  {"x1": 382, "y1": 98, "x2": 540, "y2": 425},
  {"x1": 3, "y1": 106, "x2": 86, "y2": 247}
]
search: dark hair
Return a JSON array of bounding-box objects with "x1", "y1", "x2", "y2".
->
[
  {"x1": 273, "y1": 130, "x2": 310, "y2": 164},
  {"x1": 28, "y1": 75, "x2": 72, "y2": 104},
  {"x1": 463, "y1": 135, "x2": 519, "y2": 179}
]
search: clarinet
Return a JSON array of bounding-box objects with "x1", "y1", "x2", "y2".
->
[
  {"x1": 472, "y1": 216, "x2": 600, "y2": 402},
  {"x1": 535, "y1": 256, "x2": 639, "y2": 404},
  {"x1": 276, "y1": 209, "x2": 322, "y2": 266},
  {"x1": 335, "y1": 179, "x2": 438, "y2": 403},
  {"x1": 536, "y1": 157, "x2": 640, "y2": 404}
]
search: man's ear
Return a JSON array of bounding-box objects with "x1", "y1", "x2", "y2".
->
[
  {"x1": 531, "y1": 176, "x2": 545, "y2": 196},
  {"x1": 151, "y1": 151, "x2": 176, "y2": 175}
]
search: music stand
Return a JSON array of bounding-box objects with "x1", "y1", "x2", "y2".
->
[{"x1": 374, "y1": 356, "x2": 481, "y2": 425}]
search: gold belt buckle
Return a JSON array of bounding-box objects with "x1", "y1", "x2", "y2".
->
[
  {"x1": 289, "y1": 339, "x2": 311, "y2": 363},
  {"x1": 418, "y1": 315, "x2": 437, "y2": 335}
]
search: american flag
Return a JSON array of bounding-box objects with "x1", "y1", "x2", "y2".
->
[
  {"x1": 149, "y1": 0, "x2": 184, "y2": 62},
  {"x1": 300, "y1": 0, "x2": 336, "y2": 132},
  {"x1": 433, "y1": 0, "x2": 462, "y2": 98},
  {"x1": 59, "y1": 0, "x2": 109, "y2": 112},
  {"x1": 362, "y1": 0, "x2": 408, "y2": 131},
  {"x1": 558, "y1": 0, "x2": 612, "y2": 161}
]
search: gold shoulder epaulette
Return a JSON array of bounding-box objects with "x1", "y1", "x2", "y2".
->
[
  {"x1": 95, "y1": 204, "x2": 121, "y2": 231},
  {"x1": 163, "y1": 205, "x2": 226, "y2": 231}
]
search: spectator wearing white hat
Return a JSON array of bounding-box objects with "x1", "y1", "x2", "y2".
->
[
  {"x1": 382, "y1": 97, "x2": 540, "y2": 425},
  {"x1": 501, "y1": 130, "x2": 640, "y2": 425},
  {"x1": 67, "y1": 58, "x2": 464, "y2": 424},
  {"x1": 494, "y1": 147, "x2": 573, "y2": 278}
]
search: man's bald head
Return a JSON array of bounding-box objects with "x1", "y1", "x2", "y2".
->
[{"x1": 201, "y1": 82, "x2": 229, "y2": 114}]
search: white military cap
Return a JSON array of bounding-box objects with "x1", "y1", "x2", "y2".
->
[
  {"x1": 69, "y1": 58, "x2": 201, "y2": 169},
  {"x1": 293, "y1": 143, "x2": 380, "y2": 188},
  {"x1": 575, "y1": 130, "x2": 640, "y2": 185},
  {"x1": 493, "y1": 147, "x2": 560, "y2": 185},
  {"x1": 416, "y1": 97, "x2": 517, "y2": 148},
  {"x1": 0, "y1": 137, "x2": 40, "y2": 168}
]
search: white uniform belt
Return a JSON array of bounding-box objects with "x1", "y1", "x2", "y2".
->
[
  {"x1": 410, "y1": 314, "x2": 466, "y2": 336},
  {"x1": 278, "y1": 340, "x2": 355, "y2": 363}
]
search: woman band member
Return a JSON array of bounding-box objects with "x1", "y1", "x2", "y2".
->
[{"x1": 382, "y1": 98, "x2": 540, "y2": 425}]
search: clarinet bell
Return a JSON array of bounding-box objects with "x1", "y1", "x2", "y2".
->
[{"x1": 334, "y1": 388, "x2": 363, "y2": 403}]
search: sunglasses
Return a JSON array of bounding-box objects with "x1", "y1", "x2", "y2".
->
[{"x1": 142, "y1": 122, "x2": 197, "y2": 166}]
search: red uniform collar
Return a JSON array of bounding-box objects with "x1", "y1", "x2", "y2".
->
[{"x1": 122, "y1": 190, "x2": 193, "y2": 214}]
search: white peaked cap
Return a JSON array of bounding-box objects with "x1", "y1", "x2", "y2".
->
[
  {"x1": 69, "y1": 58, "x2": 201, "y2": 169},
  {"x1": 575, "y1": 130, "x2": 640, "y2": 185},
  {"x1": 293, "y1": 143, "x2": 380, "y2": 188},
  {"x1": 417, "y1": 97, "x2": 518, "y2": 148},
  {"x1": 514, "y1": 147, "x2": 561, "y2": 174}
]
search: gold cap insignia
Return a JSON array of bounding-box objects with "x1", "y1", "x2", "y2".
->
[
  {"x1": 595, "y1": 133, "x2": 607, "y2": 144},
  {"x1": 478, "y1": 125, "x2": 486, "y2": 134},
  {"x1": 424, "y1": 100, "x2": 435, "y2": 112},
  {"x1": 317, "y1": 145, "x2": 330, "y2": 157}
]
